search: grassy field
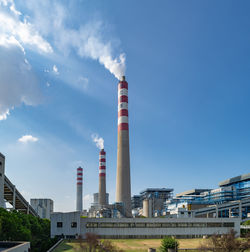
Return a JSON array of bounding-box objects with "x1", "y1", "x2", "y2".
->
[
  {"x1": 53, "y1": 238, "x2": 250, "y2": 252},
  {"x1": 53, "y1": 238, "x2": 203, "y2": 252}
]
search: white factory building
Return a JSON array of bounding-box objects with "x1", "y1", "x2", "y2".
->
[
  {"x1": 30, "y1": 198, "x2": 54, "y2": 219},
  {"x1": 50, "y1": 211, "x2": 241, "y2": 239}
]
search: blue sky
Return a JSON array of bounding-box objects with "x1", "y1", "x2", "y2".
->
[{"x1": 0, "y1": 0, "x2": 249, "y2": 211}]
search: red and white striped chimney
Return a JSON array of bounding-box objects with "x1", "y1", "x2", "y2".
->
[
  {"x1": 76, "y1": 167, "x2": 83, "y2": 212},
  {"x1": 116, "y1": 76, "x2": 132, "y2": 217},
  {"x1": 99, "y1": 149, "x2": 106, "y2": 206}
]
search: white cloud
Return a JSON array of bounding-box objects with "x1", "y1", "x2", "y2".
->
[
  {"x1": 18, "y1": 135, "x2": 38, "y2": 143},
  {"x1": 0, "y1": 40, "x2": 42, "y2": 120},
  {"x1": 22, "y1": 0, "x2": 125, "y2": 79},
  {"x1": 0, "y1": 4, "x2": 53, "y2": 53},
  {"x1": 52, "y1": 64, "x2": 59, "y2": 74},
  {"x1": 83, "y1": 194, "x2": 92, "y2": 209},
  {"x1": 91, "y1": 133, "x2": 104, "y2": 150}
]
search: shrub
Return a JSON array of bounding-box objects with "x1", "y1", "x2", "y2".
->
[{"x1": 160, "y1": 237, "x2": 179, "y2": 251}]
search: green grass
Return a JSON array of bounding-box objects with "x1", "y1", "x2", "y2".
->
[{"x1": 52, "y1": 239, "x2": 250, "y2": 252}]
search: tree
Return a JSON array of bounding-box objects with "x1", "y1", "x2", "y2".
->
[
  {"x1": 199, "y1": 229, "x2": 250, "y2": 252},
  {"x1": 160, "y1": 237, "x2": 179, "y2": 252},
  {"x1": 0, "y1": 208, "x2": 58, "y2": 252}
]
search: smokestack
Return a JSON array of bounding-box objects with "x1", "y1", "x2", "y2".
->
[
  {"x1": 115, "y1": 75, "x2": 132, "y2": 217},
  {"x1": 76, "y1": 167, "x2": 83, "y2": 212},
  {"x1": 98, "y1": 149, "x2": 106, "y2": 207},
  {"x1": 0, "y1": 153, "x2": 5, "y2": 208}
]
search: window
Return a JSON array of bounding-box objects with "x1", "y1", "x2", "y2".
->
[
  {"x1": 86, "y1": 223, "x2": 98, "y2": 228},
  {"x1": 223, "y1": 222, "x2": 234, "y2": 227},
  {"x1": 207, "y1": 222, "x2": 222, "y2": 227},
  {"x1": 99, "y1": 223, "x2": 114, "y2": 228},
  {"x1": 135, "y1": 223, "x2": 146, "y2": 228},
  {"x1": 146, "y1": 223, "x2": 161, "y2": 228},
  {"x1": 57, "y1": 222, "x2": 63, "y2": 228},
  {"x1": 71, "y1": 222, "x2": 77, "y2": 228}
]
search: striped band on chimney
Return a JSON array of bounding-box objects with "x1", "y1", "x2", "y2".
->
[
  {"x1": 118, "y1": 78, "x2": 129, "y2": 131},
  {"x1": 77, "y1": 167, "x2": 83, "y2": 185},
  {"x1": 99, "y1": 149, "x2": 106, "y2": 177}
]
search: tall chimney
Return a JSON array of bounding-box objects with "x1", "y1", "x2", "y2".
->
[
  {"x1": 0, "y1": 153, "x2": 5, "y2": 208},
  {"x1": 98, "y1": 149, "x2": 106, "y2": 207},
  {"x1": 76, "y1": 167, "x2": 83, "y2": 212},
  {"x1": 116, "y1": 76, "x2": 132, "y2": 217}
]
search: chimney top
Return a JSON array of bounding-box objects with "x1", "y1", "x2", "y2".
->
[{"x1": 121, "y1": 76, "x2": 125, "y2": 81}]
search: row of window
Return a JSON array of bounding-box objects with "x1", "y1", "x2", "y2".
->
[
  {"x1": 57, "y1": 222, "x2": 77, "y2": 228},
  {"x1": 86, "y1": 222, "x2": 234, "y2": 228}
]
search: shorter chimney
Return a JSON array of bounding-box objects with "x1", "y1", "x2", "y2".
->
[
  {"x1": 76, "y1": 167, "x2": 83, "y2": 212},
  {"x1": 99, "y1": 149, "x2": 106, "y2": 206}
]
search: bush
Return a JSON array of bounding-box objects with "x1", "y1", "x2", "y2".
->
[
  {"x1": 160, "y1": 237, "x2": 179, "y2": 251},
  {"x1": 0, "y1": 208, "x2": 58, "y2": 252}
]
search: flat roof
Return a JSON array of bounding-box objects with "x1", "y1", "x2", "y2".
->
[
  {"x1": 219, "y1": 173, "x2": 250, "y2": 187},
  {"x1": 140, "y1": 188, "x2": 174, "y2": 194},
  {"x1": 176, "y1": 189, "x2": 211, "y2": 197}
]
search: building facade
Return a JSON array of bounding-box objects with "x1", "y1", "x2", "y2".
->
[
  {"x1": 30, "y1": 199, "x2": 53, "y2": 219},
  {"x1": 51, "y1": 211, "x2": 241, "y2": 239}
]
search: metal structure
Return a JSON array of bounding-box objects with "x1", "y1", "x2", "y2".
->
[
  {"x1": 0, "y1": 152, "x2": 38, "y2": 216},
  {"x1": 0, "y1": 153, "x2": 5, "y2": 208},
  {"x1": 194, "y1": 197, "x2": 250, "y2": 219},
  {"x1": 76, "y1": 167, "x2": 83, "y2": 212},
  {"x1": 4, "y1": 175, "x2": 38, "y2": 216},
  {"x1": 99, "y1": 149, "x2": 106, "y2": 207},
  {"x1": 116, "y1": 76, "x2": 132, "y2": 217}
]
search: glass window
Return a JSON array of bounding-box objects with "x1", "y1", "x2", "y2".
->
[
  {"x1": 135, "y1": 223, "x2": 146, "y2": 228},
  {"x1": 99, "y1": 223, "x2": 114, "y2": 228},
  {"x1": 207, "y1": 222, "x2": 222, "y2": 227},
  {"x1": 71, "y1": 222, "x2": 77, "y2": 228},
  {"x1": 223, "y1": 223, "x2": 234, "y2": 227},
  {"x1": 57, "y1": 222, "x2": 63, "y2": 228}
]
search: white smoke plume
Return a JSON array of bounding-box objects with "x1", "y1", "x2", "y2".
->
[
  {"x1": 22, "y1": 0, "x2": 126, "y2": 80},
  {"x1": 91, "y1": 134, "x2": 104, "y2": 150}
]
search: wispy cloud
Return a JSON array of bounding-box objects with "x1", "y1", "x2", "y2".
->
[
  {"x1": 23, "y1": 0, "x2": 126, "y2": 79},
  {"x1": 0, "y1": 0, "x2": 52, "y2": 120},
  {"x1": 91, "y1": 133, "x2": 104, "y2": 150},
  {"x1": 0, "y1": 39, "x2": 42, "y2": 120},
  {"x1": 0, "y1": 1, "x2": 53, "y2": 53},
  {"x1": 18, "y1": 135, "x2": 38, "y2": 143},
  {"x1": 53, "y1": 64, "x2": 59, "y2": 74}
]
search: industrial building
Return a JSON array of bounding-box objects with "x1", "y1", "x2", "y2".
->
[
  {"x1": 0, "y1": 153, "x2": 5, "y2": 208},
  {"x1": 51, "y1": 211, "x2": 241, "y2": 239},
  {"x1": 131, "y1": 188, "x2": 173, "y2": 217},
  {"x1": 92, "y1": 193, "x2": 109, "y2": 207},
  {"x1": 0, "y1": 152, "x2": 38, "y2": 217},
  {"x1": 30, "y1": 199, "x2": 54, "y2": 219},
  {"x1": 164, "y1": 173, "x2": 250, "y2": 218}
]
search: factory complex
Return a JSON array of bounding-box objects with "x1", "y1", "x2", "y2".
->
[
  {"x1": 0, "y1": 76, "x2": 249, "y2": 239},
  {"x1": 49, "y1": 76, "x2": 250, "y2": 239}
]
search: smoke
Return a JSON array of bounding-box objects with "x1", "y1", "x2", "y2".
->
[
  {"x1": 91, "y1": 134, "x2": 104, "y2": 150},
  {"x1": 21, "y1": 0, "x2": 126, "y2": 80}
]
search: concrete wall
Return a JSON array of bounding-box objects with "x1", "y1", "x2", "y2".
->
[
  {"x1": 81, "y1": 217, "x2": 241, "y2": 239},
  {"x1": 0, "y1": 153, "x2": 5, "y2": 208},
  {"x1": 0, "y1": 242, "x2": 30, "y2": 252},
  {"x1": 51, "y1": 212, "x2": 241, "y2": 239},
  {"x1": 51, "y1": 211, "x2": 81, "y2": 238}
]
